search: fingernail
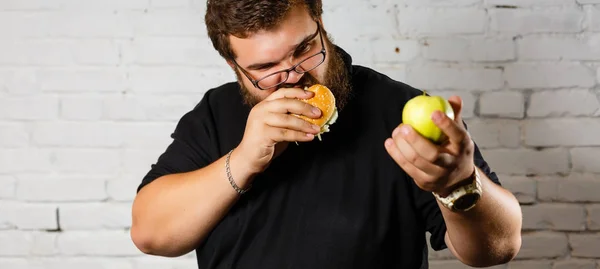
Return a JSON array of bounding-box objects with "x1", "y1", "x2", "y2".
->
[
  {"x1": 306, "y1": 133, "x2": 315, "y2": 139},
  {"x1": 312, "y1": 124, "x2": 321, "y2": 131},
  {"x1": 385, "y1": 139, "x2": 393, "y2": 147},
  {"x1": 432, "y1": 111, "x2": 443, "y2": 123},
  {"x1": 400, "y1": 126, "x2": 411, "y2": 135},
  {"x1": 312, "y1": 107, "x2": 321, "y2": 116}
]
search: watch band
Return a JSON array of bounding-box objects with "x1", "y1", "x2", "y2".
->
[{"x1": 432, "y1": 168, "x2": 482, "y2": 212}]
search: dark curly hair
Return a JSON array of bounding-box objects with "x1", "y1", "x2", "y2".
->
[{"x1": 205, "y1": 0, "x2": 323, "y2": 60}]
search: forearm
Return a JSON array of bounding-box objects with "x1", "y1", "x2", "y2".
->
[
  {"x1": 131, "y1": 148, "x2": 255, "y2": 257},
  {"x1": 440, "y1": 167, "x2": 522, "y2": 267}
]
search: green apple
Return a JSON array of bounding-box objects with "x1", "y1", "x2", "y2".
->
[{"x1": 401, "y1": 92, "x2": 455, "y2": 144}]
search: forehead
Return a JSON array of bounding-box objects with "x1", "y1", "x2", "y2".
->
[{"x1": 229, "y1": 6, "x2": 316, "y2": 66}]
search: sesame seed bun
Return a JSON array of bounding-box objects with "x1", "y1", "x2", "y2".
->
[{"x1": 295, "y1": 84, "x2": 338, "y2": 140}]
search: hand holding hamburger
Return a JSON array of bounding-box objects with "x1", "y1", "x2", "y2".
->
[{"x1": 236, "y1": 84, "x2": 338, "y2": 175}]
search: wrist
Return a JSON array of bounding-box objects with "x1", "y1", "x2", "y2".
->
[
  {"x1": 438, "y1": 164, "x2": 477, "y2": 198},
  {"x1": 228, "y1": 147, "x2": 257, "y2": 190}
]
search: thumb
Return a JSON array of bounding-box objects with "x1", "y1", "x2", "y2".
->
[{"x1": 447, "y1": 95, "x2": 463, "y2": 123}]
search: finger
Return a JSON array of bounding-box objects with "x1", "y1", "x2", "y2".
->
[
  {"x1": 264, "y1": 112, "x2": 321, "y2": 134},
  {"x1": 264, "y1": 98, "x2": 322, "y2": 119},
  {"x1": 447, "y1": 95, "x2": 463, "y2": 124},
  {"x1": 390, "y1": 132, "x2": 447, "y2": 177},
  {"x1": 264, "y1": 87, "x2": 314, "y2": 101},
  {"x1": 384, "y1": 138, "x2": 439, "y2": 191},
  {"x1": 268, "y1": 126, "x2": 316, "y2": 143},
  {"x1": 432, "y1": 110, "x2": 468, "y2": 146},
  {"x1": 394, "y1": 124, "x2": 441, "y2": 163}
]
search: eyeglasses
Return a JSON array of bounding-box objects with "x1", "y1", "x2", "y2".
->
[{"x1": 232, "y1": 22, "x2": 326, "y2": 91}]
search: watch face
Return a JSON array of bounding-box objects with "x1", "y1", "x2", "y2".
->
[{"x1": 453, "y1": 193, "x2": 481, "y2": 211}]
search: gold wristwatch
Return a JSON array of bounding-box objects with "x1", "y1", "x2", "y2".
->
[{"x1": 432, "y1": 167, "x2": 483, "y2": 212}]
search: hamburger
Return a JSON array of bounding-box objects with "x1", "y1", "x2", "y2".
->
[{"x1": 295, "y1": 84, "x2": 338, "y2": 141}]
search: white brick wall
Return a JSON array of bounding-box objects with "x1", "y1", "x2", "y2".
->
[{"x1": 0, "y1": 1, "x2": 599, "y2": 268}]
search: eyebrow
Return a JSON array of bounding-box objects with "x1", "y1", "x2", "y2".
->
[{"x1": 246, "y1": 28, "x2": 319, "y2": 71}]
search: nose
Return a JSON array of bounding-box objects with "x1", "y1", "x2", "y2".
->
[{"x1": 284, "y1": 70, "x2": 304, "y2": 86}]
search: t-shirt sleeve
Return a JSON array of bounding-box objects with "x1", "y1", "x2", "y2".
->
[
  {"x1": 136, "y1": 91, "x2": 220, "y2": 193},
  {"x1": 415, "y1": 121, "x2": 501, "y2": 251}
]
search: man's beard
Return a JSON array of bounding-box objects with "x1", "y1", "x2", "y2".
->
[{"x1": 236, "y1": 36, "x2": 352, "y2": 111}]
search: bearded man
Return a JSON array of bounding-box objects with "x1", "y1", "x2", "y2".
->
[{"x1": 131, "y1": 1, "x2": 523, "y2": 268}]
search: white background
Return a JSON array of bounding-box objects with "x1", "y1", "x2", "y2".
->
[{"x1": 0, "y1": 0, "x2": 599, "y2": 268}]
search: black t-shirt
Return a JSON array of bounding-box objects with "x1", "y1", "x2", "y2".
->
[{"x1": 138, "y1": 47, "x2": 501, "y2": 269}]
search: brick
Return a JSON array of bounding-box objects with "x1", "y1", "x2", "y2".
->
[
  {"x1": 485, "y1": 0, "x2": 577, "y2": 7},
  {"x1": 0, "y1": 123, "x2": 29, "y2": 148},
  {"x1": 406, "y1": 65, "x2": 504, "y2": 91},
  {"x1": 397, "y1": 8, "x2": 486, "y2": 36},
  {"x1": 490, "y1": 8, "x2": 584, "y2": 34},
  {"x1": 586, "y1": 5, "x2": 600, "y2": 32},
  {"x1": 553, "y1": 259, "x2": 598, "y2": 269},
  {"x1": 0, "y1": 95, "x2": 59, "y2": 120},
  {"x1": 121, "y1": 37, "x2": 222, "y2": 67},
  {"x1": 507, "y1": 260, "x2": 552, "y2": 269},
  {"x1": 32, "y1": 122, "x2": 122, "y2": 148},
  {"x1": 122, "y1": 149, "x2": 165, "y2": 174},
  {"x1": 0, "y1": 231, "x2": 57, "y2": 256},
  {"x1": 569, "y1": 234, "x2": 600, "y2": 258},
  {"x1": 528, "y1": 89, "x2": 600, "y2": 117},
  {"x1": 421, "y1": 37, "x2": 468, "y2": 62},
  {"x1": 132, "y1": 10, "x2": 208, "y2": 37},
  {"x1": 0, "y1": 39, "x2": 75, "y2": 65},
  {"x1": 0, "y1": 0, "x2": 61, "y2": 10},
  {"x1": 404, "y1": 0, "x2": 481, "y2": 6},
  {"x1": 427, "y1": 91, "x2": 476, "y2": 119},
  {"x1": 128, "y1": 67, "x2": 231, "y2": 93},
  {"x1": 326, "y1": 4, "x2": 398, "y2": 38},
  {"x1": 521, "y1": 204, "x2": 586, "y2": 231},
  {"x1": 505, "y1": 63, "x2": 596, "y2": 89},
  {"x1": 150, "y1": 0, "x2": 191, "y2": 8},
  {"x1": 516, "y1": 232, "x2": 569, "y2": 259},
  {"x1": 57, "y1": 0, "x2": 148, "y2": 10},
  {"x1": 71, "y1": 39, "x2": 121, "y2": 66},
  {"x1": 572, "y1": 148, "x2": 600, "y2": 173},
  {"x1": 0, "y1": 203, "x2": 57, "y2": 230},
  {"x1": 372, "y1": 38, "x2": 419, "y2": 63},
  {"x1": 60, "y1": 95, "x2": 104, "y2": 120},
  {"x1": 421, "y1": 37, "x2": 516, "y2": 62},
  {"x1": 0, "y1": 12, "x2": 134, "y2": 38},
  {"x1": 469, "y1": 37, "x2": 516, "y2": 62},
  {"x1": 0, "y1": 149, "x2": 53, "y2": 173},
  {"x1": 5, "y1": 258, "x2": 136, "y2": 269},
  {"x1": 524, "y1": 119, "x2": 600, "y2": 147},
  {"x1": 104, "y1": 93, "x2": 203, "y2": 121},
  {"x1": 17, "y1": 175, "x2": 107, "y2": 202},
  {"x1": 519, "y1": 35, "x2": 600, "y2": 61},
  {"x1": 60, "y1": 203, "x2": 131, "y2": 230},
  {"x1": 132, "y1": 256, "x2": 199, "y2": 269},
  {"x1": 588, "y1": 205, "x2": 600, "y2": 230},
  {"x1": 107, "y1": 174, "x2": 143, "y2": 202},
  {"x1": 0, "y1": 176, "x2": 16, "y2": 199},
  {"x1": 53, "y1": 149, "x2": 121, "y2": 174},
  {"x1": 579, "y1": 0, "x2": 600, "y2": 3},
  {"x1": 120, "y1": 122, "x2": 177, "y2": 149},
  {"x1": 537, "y1": 174, "x2": 600, "y2": 202},
  {"x1": 480, "y1": 149, "x2": 570, "y2": 175},
  {"x1": 38, "y1": 68, "x2": 126, "y2": 93},
  {"x1": 480, "y1": 91, "x2": 525, "y2": 119},
  {"x1": 0, "y1": 68, "x2": 39, "y2": 94},
  {"x1": 498, "y1": 175, "x2": 537, "y2": 204},
  {"x1": 464, "y1": 119, "x2": 521, "y2": 149},
  {"x1": 57, "y1": 231, "x2": 141, "y2": 256}
]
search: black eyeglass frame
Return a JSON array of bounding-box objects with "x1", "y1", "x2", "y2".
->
[{"x1": 231, "y1": 21, "x2": 326, "y2": 91}]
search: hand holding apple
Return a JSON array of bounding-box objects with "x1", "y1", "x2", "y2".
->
[{"x1": 384, "y1": 94, "x2": 475, "y2": 196}]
